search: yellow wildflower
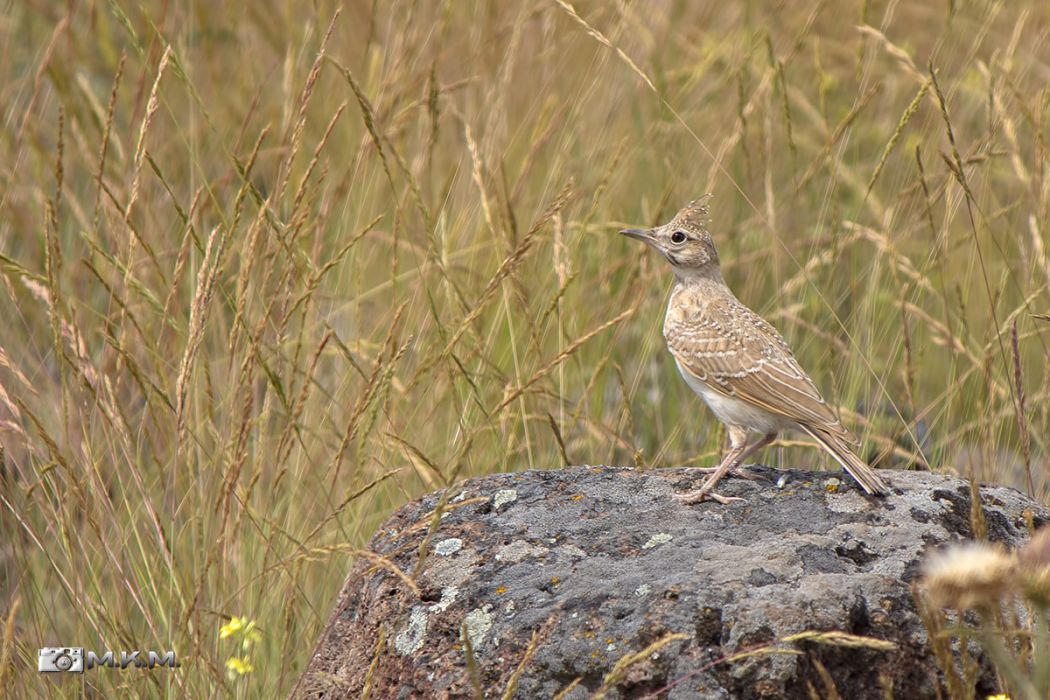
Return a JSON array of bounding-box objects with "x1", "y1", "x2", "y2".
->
[
  {"x1": 241, "y1": 620, "x2": 262, "y2": 650},
  {"x1": 220, "y1": 616, "x2": 247, "y2": 639},
  {"x1": 225, "y1": 656, "x2": 254, "y2": 677}
]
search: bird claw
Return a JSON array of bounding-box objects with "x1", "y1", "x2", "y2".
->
[{"x1": 674, "y1": 489, "x2": 746, "y2": 505}]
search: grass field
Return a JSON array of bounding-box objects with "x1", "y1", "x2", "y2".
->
[{"x1": 1, "y1": 0, "x2": 1049, "y2": 696}]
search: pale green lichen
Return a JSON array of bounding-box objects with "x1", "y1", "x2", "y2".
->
[
  {"x1": 426, "y1": 549, "x2": 479, "y2": 588},
  {"x1": 434, "y1": 537, "x2": 463, "y2": 555},
  {"x1": 494, "y1": 540, "x2": 545, "y2": 563},
  {"x1": 493, "y1": 489, "x2": 518, "y2": 509},
  {"x1": 642, "y1": 533, "x2": 672, "y2": 549},
  {"x1": 429, "y1": 586, "x2": 458, "y2": 613},
  {"x1": 826, "y1": 490, "x2": 871, "y2": 514},
  {"x1": 394, "y1": 606, "x2": 428, "y2": 655},
  {"x1": 557, "y1": 544, "x2": 587, "y2": 559},
  {"x1": 462, "y1": 606, "x2": 494, "y2": 648}
]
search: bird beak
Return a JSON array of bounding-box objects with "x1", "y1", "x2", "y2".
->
[{"x1": 620, "y1": 228, "x2": 654, "y2": 243}]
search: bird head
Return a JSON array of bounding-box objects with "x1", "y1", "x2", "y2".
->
[{"x1": 620, "y1": 195, "x2": 720, "y2": 276}]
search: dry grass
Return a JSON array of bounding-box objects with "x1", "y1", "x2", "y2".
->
[{"x1": 0, "y1": 0, "x2": 1049, "y2": 696}]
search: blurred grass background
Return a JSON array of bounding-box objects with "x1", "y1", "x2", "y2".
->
[{"x1": 1, "y1": 0, "x2": 1048, "y2": 695}]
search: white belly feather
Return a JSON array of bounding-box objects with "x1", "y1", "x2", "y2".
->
[{"x1": 674, "y1": 358, "x2": 793, "y2": 435}]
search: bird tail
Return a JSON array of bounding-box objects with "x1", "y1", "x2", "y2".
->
[{"x1": 800, "y1": 425, "x2": 889, "y2": 496}]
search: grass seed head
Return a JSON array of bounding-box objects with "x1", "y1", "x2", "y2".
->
[
  {"x1": 921, "y1": 542, "x2": 1016, "y2": 610},
  {"x1": 1018, "y1": 526, "x2": 1050, "y2": 568},
  {"x1": 1017, "y1": 527, "x2": 1050, "y2": 606}
]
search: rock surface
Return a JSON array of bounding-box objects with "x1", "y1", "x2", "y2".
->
[{"x1": 292, "y1": 466, "x2": 1048, "y2": 699}]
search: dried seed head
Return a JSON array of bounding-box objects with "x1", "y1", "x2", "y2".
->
[
  {"x1": 921, "y1": 542, "x2": 1016, "y2": 610},
  {"x1": 1018, "y1": 527, "x2": 1050, "y2": 568},
  {"x1": 1018, "y1": 567, "x2": 1050, "y2": 607},
  {"x1": 1018, "y1": 528, "x2": 1050, "y2": 606}
]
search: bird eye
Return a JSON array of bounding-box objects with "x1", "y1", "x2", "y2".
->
[{"x1": 670, "y1": 231, "x2": 687, "y2": 244}]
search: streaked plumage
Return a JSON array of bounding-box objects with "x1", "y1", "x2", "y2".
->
[{"x1": 621, "y1": 197, "x2": 889, "y2": 503}]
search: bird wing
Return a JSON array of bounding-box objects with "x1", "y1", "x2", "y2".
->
[{"x1": 665, "y1": 294, "x2": 855, "y2": 443}]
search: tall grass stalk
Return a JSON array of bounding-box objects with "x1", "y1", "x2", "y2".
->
[{"x1": 0, "y1": 1, "x2": 1048, "y2": 695}]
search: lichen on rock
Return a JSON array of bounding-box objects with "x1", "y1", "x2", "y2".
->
[{"x1": 293, "y1": 465, "x2": 1049, "y2": 699}]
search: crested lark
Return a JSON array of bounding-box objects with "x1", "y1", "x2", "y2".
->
[{"x1": 621, "y1": 197, "x2": 889, "y2": 504}]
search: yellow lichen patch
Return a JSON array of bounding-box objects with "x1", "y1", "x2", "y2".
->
[
  {"x1": 495, "y1": 586, "x2": 507, "y2": 595},
  {"x1": 571, "y1": 494, "x2": 584, "y2": 501}
]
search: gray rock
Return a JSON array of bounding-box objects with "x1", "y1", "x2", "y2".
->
[{"x1": 291, "y1": 466, "x2": 1049, "y2": 699}]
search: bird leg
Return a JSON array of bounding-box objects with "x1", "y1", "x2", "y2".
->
[
  {"x1": 675, "y1": 443, "x2": 746, "y2": 504},
  {"x1": 734, "y1": 431, "x2": 777, "y2": 466},
  {"x1": 675, "y1": 430, "x2": 776, "y2": 504},
  {"x1": 687, "y1": 432, "x2": 777, "y2": 481}
]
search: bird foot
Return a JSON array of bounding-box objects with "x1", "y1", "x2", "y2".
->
[{"x1": 674, "y1": 489, "x2": 746, "y2": 505}]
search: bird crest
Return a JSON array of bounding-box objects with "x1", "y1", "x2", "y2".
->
[{"x1": 672, "y1": 194, "x2": 713, "y2": 233}]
